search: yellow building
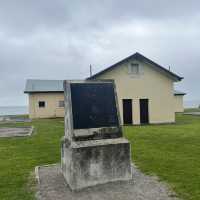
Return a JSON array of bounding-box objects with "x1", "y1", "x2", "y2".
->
[{"x1": 24, "y1": 52, "x2": 185, "y2": 124}]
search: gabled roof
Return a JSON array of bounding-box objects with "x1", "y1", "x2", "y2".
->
[
  {"x1": 24, "y1": 79, "x2": 64, "y2": 93},
  {"x1": 174, "y1": 90, "x2": 186, "y2": 96},
  {"x1": 87, "y1": 52, "x2": 183, "y2": 82}
]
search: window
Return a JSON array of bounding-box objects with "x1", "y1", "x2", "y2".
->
[
  {"x1": 129, "y1": 63, "x2": 139, "y2": 74},
  {"x1": 59, "y1": 100, "x2": 65, "y2": 108},
  {"x1": 38, "y1": 101, "x2": 45, "y2": 108}
]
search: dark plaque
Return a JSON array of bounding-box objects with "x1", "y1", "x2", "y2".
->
[{"x1": 70, "y1": 83, "x2": 119, "y2": 129}]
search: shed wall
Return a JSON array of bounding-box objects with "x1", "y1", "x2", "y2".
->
[
  {"x1": 29, "y1": 93, "x2": 64, "y2": 118},
  {"x1": 94, "y1": 59, "x2": 175, "y2": 124},
  {"x1": 174, "y1": 95, "x2": 184, "y2": 113}
]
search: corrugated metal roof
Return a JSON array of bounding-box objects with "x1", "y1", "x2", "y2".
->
[{"x1": 24, "y1": 79, "x2": 64, "y2": 93}]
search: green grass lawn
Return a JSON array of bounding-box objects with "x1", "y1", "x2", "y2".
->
[
  {"x1": 0, "y1": 114, "x2": 200, "y2": 200},
  {"x1": 125, "y1": 114, "x2": 200, "y2": 200},
  {"x1": 0, "y1": 118, "x2": 64, "y2": 200}
]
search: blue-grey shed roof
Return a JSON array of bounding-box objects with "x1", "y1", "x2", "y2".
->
[{"x1": 24, "y1": 79, "x2": 64, "y2": 93}]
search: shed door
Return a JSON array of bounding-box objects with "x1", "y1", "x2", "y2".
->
[
  {"x1": 140, "y1": 99, "x2": 149, "y2": 124},
  {"x1": 123, "y1": 99, "x2": 133, "y2": 124}
]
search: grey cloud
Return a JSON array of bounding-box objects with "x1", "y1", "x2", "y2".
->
[
  {"x1": 0, "y1": 0, "x2": 200, "y2": 106},
  {"x1": 1, "y1": 0, "x2": 200, "y2": 35}
]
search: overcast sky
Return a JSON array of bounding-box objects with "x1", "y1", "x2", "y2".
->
[{"x1": 0, "y1": 0, "x2": 199, "y2": 106}]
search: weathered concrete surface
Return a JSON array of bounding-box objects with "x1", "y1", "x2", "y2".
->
[
  {"x1": 184, "y1": 112, "x2": 200, "y2": 116},
  {"x1": 36, "y1": 164, "x2": 179, "y2": 200},
  {"x1": 0, "y1": 116, "x2": 31, "y2": 123},
  {"x1": 61, "y1": 138, "x2": 132, "y2": 190},
  {"x1": 0, "y1": 127, "x2": 33, "y2": 137}
]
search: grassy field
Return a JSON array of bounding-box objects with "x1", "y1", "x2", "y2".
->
[
  {"x1": 0, "y1": 114, "x2": 200, "y2": 200},
  {"x1": 0, "y1": 118, "x2": 64, "y2": 200}
]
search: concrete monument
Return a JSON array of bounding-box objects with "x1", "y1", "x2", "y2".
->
[{"x1": 61, "y1": 80, "x2": 132, "y2": 190}]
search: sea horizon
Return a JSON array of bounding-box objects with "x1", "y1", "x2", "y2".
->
[
  {"x1": 0, "y1": 106, "x2": 28, "y2": 116},
  {"x1": 0, "y1": 100, "x2": 199, "y2": 117}
]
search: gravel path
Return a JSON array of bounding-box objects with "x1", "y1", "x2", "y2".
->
[
  {"x1": 36, "y1": 164, "x2": 179, "y2": 200},
  {"x1": 0, "y1": 127, "x2": 33, "y2": 137}
]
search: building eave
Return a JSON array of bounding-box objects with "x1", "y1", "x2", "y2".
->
[
  {"x1": 24, "y1": 91, "x2": 64, "y2": 94},
  {"x1": 174, "y1": 93, "x2": 186, "y2": 96}
]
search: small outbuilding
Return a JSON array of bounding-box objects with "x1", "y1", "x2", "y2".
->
[{"x1": 174, "y1": 90, "x2": 186, "y2": 113}]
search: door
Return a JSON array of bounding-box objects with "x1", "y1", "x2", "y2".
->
[
  {"x1": 123, "y1": 99, "x2": 133, "y2": 124},
  {"x1": 140, "y1": 99, "x2": 149, "y2": 124}
]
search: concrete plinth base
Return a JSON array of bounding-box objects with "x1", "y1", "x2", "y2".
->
[{"x1": 61, "y1": 138, "x2": 132, "y2": 190}]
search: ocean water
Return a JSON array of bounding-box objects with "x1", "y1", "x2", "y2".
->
[
  {"x1": 0, "y1": 106, "x2": 28, "y2": 116},
  {"x1": 184, "y1": 100, "x2": 200, "y2": 108}
]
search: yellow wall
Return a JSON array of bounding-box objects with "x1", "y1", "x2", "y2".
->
[
  {"x1": 94, "y1": 59, "x2": 175, "y2": 124},
  {"x1": 29, "y1": 93, "x2": 64, "y2": 118},
  {"x1": 174, "y1": 95, "x2": 184, "y2": 113}
]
